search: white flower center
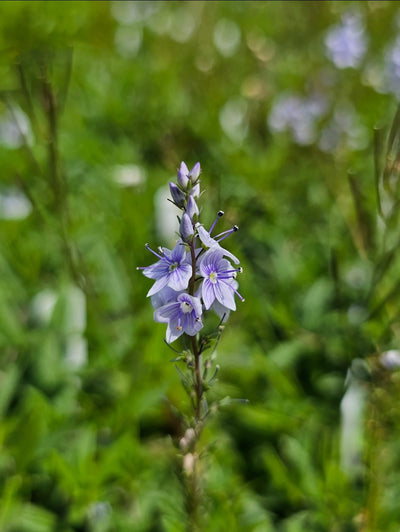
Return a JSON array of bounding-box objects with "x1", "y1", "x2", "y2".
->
[
  {"x1": 180, "y1": 301, "x2": 192, "y2": 314},
  {"x1": 209, "y1": 271, "x2": 218, "y2": 284},
  {"x1": 169, "y1": 262, "x2": 179, "y2": 272}
]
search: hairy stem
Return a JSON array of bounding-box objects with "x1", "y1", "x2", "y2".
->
[{"x1": 182, "y1": 238, "x2": 205, "y2": 530}]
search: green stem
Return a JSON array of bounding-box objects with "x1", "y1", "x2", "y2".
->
[{"x1": 182, "y1": 238, "x2": 205, "y2": 530}]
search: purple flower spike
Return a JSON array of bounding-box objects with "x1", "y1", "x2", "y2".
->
[
  {"x1": 139, "y1": 241, "x2": 192, "y2": 297},
  {"x1": 154, "y1": 293, "x2": 203, "y2": 343},
  {"x1": 199, "y1": 249, "x2": 244, "y2": 310}
]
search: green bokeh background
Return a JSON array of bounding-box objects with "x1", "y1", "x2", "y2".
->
[{"x1": 1, "y1": 1, "x2": 400, "y2": 531}]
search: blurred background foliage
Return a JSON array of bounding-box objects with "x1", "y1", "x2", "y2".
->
[{"x1": 2, "y1": 1, "x2": 400, "y2": 530}]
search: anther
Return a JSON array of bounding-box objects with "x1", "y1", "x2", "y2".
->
[{"x1": 145, "y1": 243, "x2": 164, "y2": 260}]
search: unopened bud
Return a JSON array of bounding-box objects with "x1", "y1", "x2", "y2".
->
[
  {"x1": 169, "y1": 182, "x2": 185, "y2": 208},
  {"x1": 177, "y1": 161, "x2": 189, "y2": 189},
  {"x1": 186, "y1": 195, "x2": 199, "y2": 220},
  {"x1": 180, "y1": 212, "x2": 194, "y2": 242},
  {"x1": 189, "y1": 162, "x2": 201, "y2": 180}
]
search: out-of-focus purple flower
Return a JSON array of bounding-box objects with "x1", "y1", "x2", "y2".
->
[
  {"x1": 154, "y1": 293, "x2": 203, "y2": 343},
  {"x1": 384, "y1": 35, "x2": 400, "y2": 98},
  {"x1": 199, "y1": 249, "x2": 243, "y2": 310},
  {"x1": 169, "y1": 182, "x2": 185, "y2": 207},
  {"x1": 325, "y1": 13, "x2": 367, "y2": 69},
  {"x1": 380, "y1": 350, "x2": 400, "y2": 370},
  {"x1": 318, "y1": 104, "x2": 367, "y2": 153},
  {"x1": 268, "y1": 93, "x2": 327, "y2": 146},
  {"x1": 138, "y1": 241, "x2": 192, "y2": 297},
  {"x1": 180, "y1": 212, "x2": 195, "y2": 242}
]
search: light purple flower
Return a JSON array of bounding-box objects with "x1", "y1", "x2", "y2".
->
[
  {"x1": 138, "y1": 241, "x2": 192, "y2": 297},
  {"x1": 325, "y1": 13, "x2": 367, "y2": 69},
  {"x1": 199, "y1": 249, "x2": 243, "y2": 310},
  {"x1": 196, "y1": 222, "x2": 240, "y2": 264},
  {"x1": 154, "y1": 293, "x2": 203, "y2": 343}
]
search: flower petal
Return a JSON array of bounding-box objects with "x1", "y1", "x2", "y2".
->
[
  {"x1": 215, "y1": 280, "x2": 236, "y2": 310},
  {"x1": 147, "y1": 275, "x2": 169, "y2": 297},
  {"x1": 168, "y1": 263, "x2": 192, "y2": 291},
  {"x1": 202, "y1": 279, "x2": 216, "y2": 309}
]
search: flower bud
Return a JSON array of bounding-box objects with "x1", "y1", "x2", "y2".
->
[
  {"x1": 177, "y1": 161, "x2": 189, "y2": 189},
  {"x1": 180, "y1": 212, "x2": 194, "y2": 242},
  {"x1": 189, "y1": 162, "x2": 201, "y2": 180},
  {"x1": 186, "y1": 195, "x2": 199, "y2": 220},
  {"x1": 169, "y1": 182, "x2": 185, "y2": 208},
  {"x1": 189, "y1": 182, "x2": 200, "y2": 198}
]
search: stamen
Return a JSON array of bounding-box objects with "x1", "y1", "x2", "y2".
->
[
  {"x1": 222, "y1": 267, "x2": 243, "y2": 275},
  {"x1": 145, "y1": 243, "x2": 164, "y2": 261},
  {"x1": 209, "y1": 210, "x2": 224, "y2": 234},
  {"x1": 215, "y1": 225, "x2": 239, "y2": 242},
  {"x1": 220, "y1": 279, "x2": 245, "y2": 302}
]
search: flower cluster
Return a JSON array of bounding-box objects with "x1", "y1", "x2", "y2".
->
[{"x1": 138, "y1": 161, "x2": 244, "y2": 343}]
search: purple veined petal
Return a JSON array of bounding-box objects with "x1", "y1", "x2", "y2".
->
[
  {"x1": 170, "y1": 240, "x2": 186, "y2": 263},
  {"x1": 142, "y1": 260, "x2": 170, "y2": 280},
  {"x1": 151, "y1": 286, "x2": 180, "y2": 309},
  {"x1": 196, "y1": 225, "x2": 240, "y2": 264},
  {"x1": 216, "y1": 245, "x2": 240, "y2": 265},
  {"x1": 196, "y1": 224, "x2": 215, "y2": 247},
  {"x1": 198, "y1": 249, "x2": 223, "y2": 276},
  {"x1": 211, "y1": 299, "x2": 231, "y2": 322},
  {"x1": 154, "y1": 301, "x2": 179, "y2": 322},
  {"x1": 168, "y1": 263, "x2": 192, "y2": 291},
  {"x1": 147, "y1": 275, "x2": 170, "y2": 297},
  {"x1": 189, "y1": 294, "x2": 203, "y2": 317},
  {"x1": 166, "y1": 320, "x2": 184, "y2": 343},
  {"x1": 202, "y1": 279, "x2": 216, "y2": 309},
  {"x1": 215, "y1": 280, "x2": 236, "y2": 311},
  {"x1": 182, "y1": 313, "x2": 203, "y2": 336}
]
